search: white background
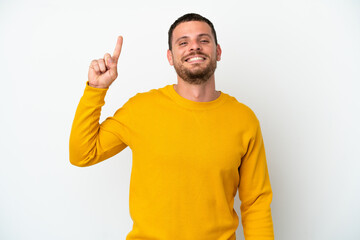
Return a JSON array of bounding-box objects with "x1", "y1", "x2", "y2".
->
[{"x1": 1, "y1": 0, "x2": 359, "y2": 239}]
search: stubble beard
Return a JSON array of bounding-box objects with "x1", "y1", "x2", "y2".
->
[{"x1": 173, "y1": 54, "x2": 217, "y2": 85}]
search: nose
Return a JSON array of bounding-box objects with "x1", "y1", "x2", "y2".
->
[{"x1": 189, "y1": 40, "x2": 201, "y2": 51}]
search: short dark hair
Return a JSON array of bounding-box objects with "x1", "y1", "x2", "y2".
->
[{"x1": 168, "y1": 13, "x2": 218, "y2": 51}]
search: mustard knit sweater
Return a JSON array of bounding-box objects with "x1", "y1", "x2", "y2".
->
[{"x1": 69, "y1": 83, "x2": 274, "y2": 240}]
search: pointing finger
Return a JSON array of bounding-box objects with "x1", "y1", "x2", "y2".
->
[{"x1": 112, "y1": 36, "x2": 123, "y2": 63}]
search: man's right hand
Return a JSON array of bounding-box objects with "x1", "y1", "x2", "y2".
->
[{"x1": 88, "y1": 36, "x2": 123, "y2": 88}]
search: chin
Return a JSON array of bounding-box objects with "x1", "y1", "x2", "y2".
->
[
  {"x1": 174, "y1": 60, "x2": 216, "y2": 85},
  {"x1": 182, "y1": 75, "x2": 211, "y2": 85}
]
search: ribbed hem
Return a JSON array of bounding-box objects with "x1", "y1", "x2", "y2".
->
[{"x1": 82, "y1": 81, "x2": 108, "y2": 104}]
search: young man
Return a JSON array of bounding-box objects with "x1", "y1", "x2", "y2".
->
[{"x1": 70, "y1": 13, "x2": 274, "y2": 240}]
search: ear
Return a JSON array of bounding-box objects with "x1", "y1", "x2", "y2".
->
[
  {"x1": 167, "y1": 49, "x2": 174, "y2": 66},
  {"x1": 216, "y1": 44, "x2": 222, "y2": 61}
]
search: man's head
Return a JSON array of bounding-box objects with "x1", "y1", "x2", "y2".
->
[
  {"x1": 167, "y1": 13, "x2": 221, "y2": 85},
  {"x1": 168, "y1": 13, "x2": 218, "y2": 51}
]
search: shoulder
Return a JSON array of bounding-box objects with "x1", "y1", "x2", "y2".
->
[
  {"x1": 130, "y1": 85, "x2": 168, "y2": 101},
  {"x1": 222, "y1": 92, "x2": 260, "y2": 125},
  {"x1": 123, "y1": 85, "x2": 171, "y2": 112}
]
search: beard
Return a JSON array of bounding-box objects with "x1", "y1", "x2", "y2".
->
[{"x1": 173, "y1": 52, "x2": 217, "y2": 85}]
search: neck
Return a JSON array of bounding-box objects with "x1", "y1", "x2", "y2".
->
[{"x1": 174, "y1": 76, "x2": 220, "y2": 102}]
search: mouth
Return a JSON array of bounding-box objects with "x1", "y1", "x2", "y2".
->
[{"x1": 184, "y1": 55, "x2": 206, "y2": 64}]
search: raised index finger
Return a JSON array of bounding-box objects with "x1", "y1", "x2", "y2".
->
[{"x1": 112, "y1": 36, "x2": 123, "y2": 63}]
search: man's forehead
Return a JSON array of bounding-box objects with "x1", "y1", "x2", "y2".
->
[{"x1": 173, "y1": 21, "x2": 212, "y2": 36}]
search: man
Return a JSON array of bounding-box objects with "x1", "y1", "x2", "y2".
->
[{"x1": 70, "y1": 13, "x2": 274, "y2": 240}]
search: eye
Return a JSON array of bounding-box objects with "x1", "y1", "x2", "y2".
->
[
  {"x1": 179, "y1": 42, "x2": 187, "y2": 46},
  {"x1": 200, "y1": 39, "x2": 209, "y2": 43}
]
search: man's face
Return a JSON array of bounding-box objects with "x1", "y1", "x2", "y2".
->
[{"x1": 167, "y1": 21, "x2": 222, "y2": 85}]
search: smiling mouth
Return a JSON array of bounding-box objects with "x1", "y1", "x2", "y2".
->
[{"x1": 185, "y1": 56, "x2": 206, "y2": 64}]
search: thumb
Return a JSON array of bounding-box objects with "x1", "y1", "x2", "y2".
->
[
  {"x1": 104, "y1": 53, "x2": 116, "y2": 69},
  {"x1": 108, "y1": 56, "x2": 118, "y2": 69},
  {"x1": 107, "y1": 56, "x2": 113, "y2": 64},
  {"x1": 107, "y1": 63, "x2": 118, "y2": 80}
]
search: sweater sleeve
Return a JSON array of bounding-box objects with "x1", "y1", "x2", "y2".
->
[
  {"x1": 238, "y1": 120, "x2": 274, "y2": 240},
  {"x1": 69, "y1": 83, "x2": 132, "y2": 167}
]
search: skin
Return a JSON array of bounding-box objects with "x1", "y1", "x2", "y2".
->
[
  {"x1": 88, "y1": 36, "x2": 123, "y2": 89},
  {"x1": 88, "y1": 21, "x2": 222, "y2": 102},
  {"x1": 167, "y1": 21, "x2": 222, "y2": 102}
]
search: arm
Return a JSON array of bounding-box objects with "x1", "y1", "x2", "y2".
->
[
  {"x1": 69, "y1": 36, "x2": 127, "y2": 167},
  {"x1": 239, "y1": 120, "x2": 274, "y2": 240},
  {"x1": 69, "y1": 83, "x2": 131, "y2": 167}
]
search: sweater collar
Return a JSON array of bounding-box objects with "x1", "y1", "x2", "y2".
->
[{"x1": 164, "y1": 84, "x2": 228, "y2": 110}]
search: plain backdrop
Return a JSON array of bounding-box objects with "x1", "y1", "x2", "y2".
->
[{"x1": 1, "y1": 0, "x2": 359, "y2": 239}]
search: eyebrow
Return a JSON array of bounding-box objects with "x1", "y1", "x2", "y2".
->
[{"x1": 174, "y1": 33, "x2": 212, "y2": 44}]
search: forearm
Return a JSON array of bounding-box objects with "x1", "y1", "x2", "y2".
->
[
  {"x1": 239, "y1": 122, "x2": 274, "y2": 239},
  {"x1": 240, "y1": 178, "x2": 274, "y2": 240},
  {"x1": 69, "y1": 83, "x2": 125, "y2": 167}
]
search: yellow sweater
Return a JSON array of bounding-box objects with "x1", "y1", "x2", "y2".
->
[{"x1": 69, "y1": 83, "x2": 274, "y2": 240}]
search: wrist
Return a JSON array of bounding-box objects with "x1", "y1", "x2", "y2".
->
[{"x1": 88, "y1": 82, "x2": 109, "y2": 89}]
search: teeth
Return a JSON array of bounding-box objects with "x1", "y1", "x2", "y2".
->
[{"x1": 188, "y1": 57, "x2": 204, "y2": 62}]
